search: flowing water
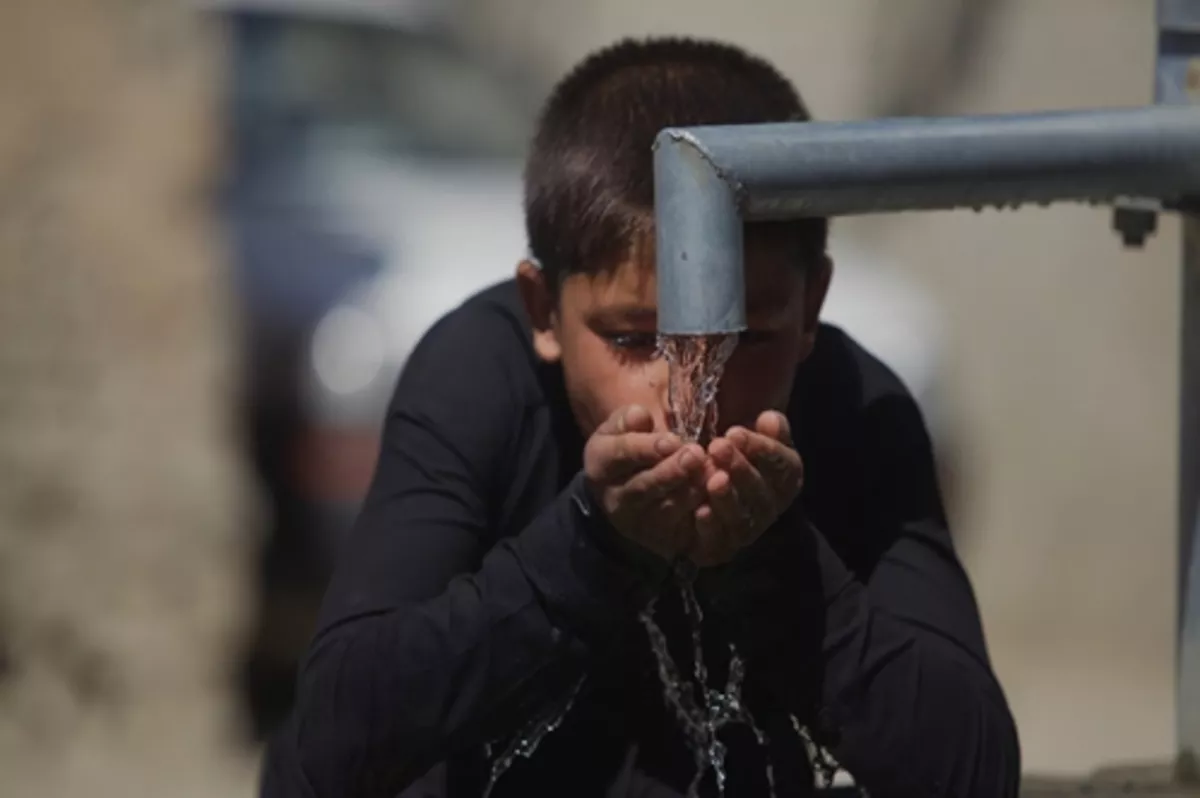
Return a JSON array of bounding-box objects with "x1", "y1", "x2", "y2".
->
[
  {"x1": 791, "y1": 713, "x2": 846, "y2": 790},
  {"x1": 648, "y1": 333, "x2": 777, "y2": 797},
  {"x1": 652, "y1": 333, "x2": 853, "y2": 796},
  {"x1": 483, "y1": 332, "x2": 854, "y2": 796},
  {"x1": 659, "y1": 333, "x2": 740, "y2": 445}
]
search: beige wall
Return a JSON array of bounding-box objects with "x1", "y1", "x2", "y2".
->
[{"x1": 0, "y1": 2, "x2": 256, "y2": 795}]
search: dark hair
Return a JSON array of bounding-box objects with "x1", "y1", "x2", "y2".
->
[{"x1": 524, "y1": 37, "x2": 828, "y2": 289}]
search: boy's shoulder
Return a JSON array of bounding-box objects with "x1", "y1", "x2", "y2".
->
[
  {"x1": 805, "y1": 322, "x2": 915, "y2": 411},
  {"x1": 795, "y1": 321, "x2": 934, "y2": 461},
  {"x1": 432, "y1": 278, "x2": 531, "y2": 345},
  {"x1": 400, "y1": 278, "x2": 543, "y2": 407}
]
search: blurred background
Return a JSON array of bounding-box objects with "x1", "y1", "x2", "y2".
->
[{"x1": 0, "y1": 0, "x2": 1182, "y2": 794}]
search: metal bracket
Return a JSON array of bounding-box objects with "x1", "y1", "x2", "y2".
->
[{"x1": 1113, "y1": 198, "x2": 1163, "y2": 249}]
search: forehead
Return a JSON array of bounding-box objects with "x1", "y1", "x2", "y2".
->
[{"x1": 563, "y1": 241, "x2": 804, "y2": 322}]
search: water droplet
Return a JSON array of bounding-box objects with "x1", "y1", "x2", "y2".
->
[
  {"x1": 791, "y1": 714, "x2": 851, "y2": 790},
  {"x1": 483, "y1": 676, "x2": 585, "y2": 797}
]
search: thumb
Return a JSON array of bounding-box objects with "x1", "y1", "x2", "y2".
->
[
  {"x1": 599, "y1": 404, "x2": 654, "y2": 436},
  {"x1": 756, "y1": 410, "x2": 793, "y2": 446}
]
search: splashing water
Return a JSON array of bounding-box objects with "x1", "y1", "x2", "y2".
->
[
  {"x1": 482, "y1": 676, "x2": 585, "y2": 798},
  {"x1": 791, "y1": 714, "x2": 860, "y2": 792},
  {"x1": 639, "y1": 573, "x2": 777, "y2": 798}
]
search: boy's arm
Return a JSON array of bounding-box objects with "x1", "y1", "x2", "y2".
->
[
  {"x1": 709, "y1": 392, "x2": 1020, "y2": 798},
  {"x1": 265, "y1": 310, "x2": 660, "y2": 798}
]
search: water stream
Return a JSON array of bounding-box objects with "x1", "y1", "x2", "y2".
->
[
  {"x1": 650, "y1": 332, "x2": 776, "y2": 797},
  {"x1": 659, "y1": 333, "x2": 740, "y2": 446}
]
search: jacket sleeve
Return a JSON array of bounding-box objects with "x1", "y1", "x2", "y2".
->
[
  {"x1": 269, "y1": 310, "x2": 664, "y2": 798},
  {"x1": 707, "y1": 390, "x2": 1021, "y2": 798}
]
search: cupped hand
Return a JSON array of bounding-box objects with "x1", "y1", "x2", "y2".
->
[{"x1": 689, "y1": 410, "x2": 804, "y2": 567}]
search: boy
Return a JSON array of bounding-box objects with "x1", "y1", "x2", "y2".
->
[{"x1": 263, "y1": 37, "x2": 1020, "y2": 798}]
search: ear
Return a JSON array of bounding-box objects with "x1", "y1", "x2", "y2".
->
[
  {"x1": 516, "y1": 259, "x2": 562, "y2": 363},
  {"x1": 797, "y1": 254, "x2": 833, "y2": 359}
]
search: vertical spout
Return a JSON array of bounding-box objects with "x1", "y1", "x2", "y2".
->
[{"x1": 653, "y1": 131, "x2": 747, "y2": 336}]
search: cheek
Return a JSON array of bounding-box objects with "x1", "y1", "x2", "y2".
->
[
  {"x1": 718, "y1": 340, "x2": 802, "y2": 423},
  {"x1": 560, "y1": 336, "x2": 669, "y2": 434}
]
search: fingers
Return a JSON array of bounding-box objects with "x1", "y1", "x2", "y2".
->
[
  {"x1": 755, "y1": 410, "x2": 793, "y2": 447},
  {"x1": 725, "y1": 422, "x2": 803, "y2": 499},
  {"x1": 588, "y1": 431, "x2": 681, "y2": 482},
  {"x1": 708, "y1": 437, "x2": 773, "y2": 520},
  {"x1": 588, "y1": 405, "x2": 684, "y2": 483},
  {"x1": 595, "y1": 404, "x2": 655, "y2": 436},
  {"x1": 619, "y1": 443, "x2": 707, "y2": 505},
  {"x1": 688, "y1": 418, "x2": 802, "y2": 568},
  {"x1": 705, "y1": 471, "x2": 746, "y2": 543},
  {"x1": 700, "y1": 440, "x2": 768, "y2": 556},
  {"x1": 691, "y1": 504, "x2": 727, "y2": 568}
]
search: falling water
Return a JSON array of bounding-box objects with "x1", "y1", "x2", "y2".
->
[
  {"x1": 659, "y1": 333, "x2": 740, "y2": 445},
  {"x1": 481, "y1": 676, "x2": 585, "y2": 798},
  {"x1": 641, "y1": 332, "x2": 777, "y2": 797},
  {"x1": 650, "y1": 332, "x2": 859, "y2": 797}
]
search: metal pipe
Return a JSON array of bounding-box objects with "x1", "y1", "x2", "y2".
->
[
  {"x1": 1160, "y1": 0, "x2": 1200, "y2": 776},
  {"x1": 653, "y1": 105, "x2": 1200, "y2": 335}
]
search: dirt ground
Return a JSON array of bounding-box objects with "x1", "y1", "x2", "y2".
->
[{"x1": 0, "y1": 0, "x2": 1184, "y2": 795}]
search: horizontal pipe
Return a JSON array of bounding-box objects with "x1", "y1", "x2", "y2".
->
[
  {"x1": 659, "y1": 106, "x2": 1200, "y2": 219},
  {"x1": 654, "y1": 105, "x2": 1200, "y2": 335}
]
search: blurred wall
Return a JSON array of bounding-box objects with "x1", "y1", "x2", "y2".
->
[
  {"x1": 0, "y1": 2, "x2": 255, "y2": 795},
  {"x1": 465, "y1": 0, "x2": 1178, "y2": 777}
]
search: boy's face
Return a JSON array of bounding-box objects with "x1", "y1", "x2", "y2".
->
[{"x1": 518, "y1": 239, "x2": 831, "y2": 440}]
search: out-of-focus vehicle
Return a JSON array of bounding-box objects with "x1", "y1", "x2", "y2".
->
[
  {"x1": 209, "y1": 0, "x2": 962, "y2": 738},
  {"x1": 206, "y1": 0, "x2": 538, "y2": 737}
]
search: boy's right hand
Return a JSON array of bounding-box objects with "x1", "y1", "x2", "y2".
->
[{"x1": 583, "y1": 405, "x2": 708, "y2": 562}]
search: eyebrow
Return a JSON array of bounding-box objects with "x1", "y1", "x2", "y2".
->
[
  {"x1": 585, "y1": 303, "x2": 658, "y2": 325},
  {"x1": 587, "y1": 294, "x2": 794, "y2": 327}
]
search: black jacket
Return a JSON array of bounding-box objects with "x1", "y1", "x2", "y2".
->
[{"x1": 262, "y1": 280, "x2": 1020, "y2": 798}]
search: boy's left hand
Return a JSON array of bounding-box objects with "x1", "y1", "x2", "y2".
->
[{"x1": 690, "y1": 410, "x2": 804, "y2": 567}]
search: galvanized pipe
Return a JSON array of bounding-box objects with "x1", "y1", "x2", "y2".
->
[{"x1": 654, "y1": 105, "x2": 1200, "y2": 335}]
